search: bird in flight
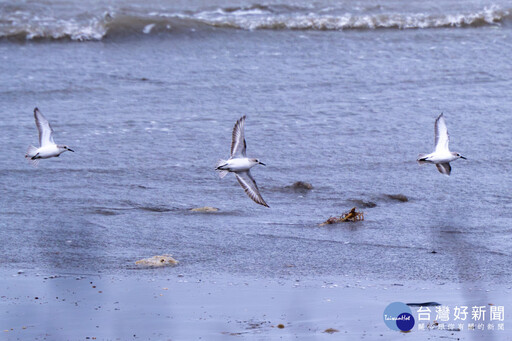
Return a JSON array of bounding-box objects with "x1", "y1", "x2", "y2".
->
[
  {"x1": 25, "y1": 107, "x2": 74, "y2": 166},
  {"x1": 417, "y1": 113, "x2": 466, "y2": 175},
  {"x1": 216, "y1": 116, "x2": 269, "y2": 207}
]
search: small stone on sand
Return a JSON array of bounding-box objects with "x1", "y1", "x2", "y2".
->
[
  {"x1": 324, "y1": 328, "x2": 339, "y2": 334},
  {"x1": 135, "y1": 255, "x2": 179, "y2": 267},
  {"x1": 190, "y1": 206, "x2": 219, "y2": 212}
]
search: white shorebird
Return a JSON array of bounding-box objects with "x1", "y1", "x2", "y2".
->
[
  {"x1": 216, "y1": 116, "x2": 269, "y2": 207},
  {"x1": 417, "y1": 113, "x2": 466, "y2": 176},
  {"x1": 25, "y1": 107, "x2": 74, "y2": 166}
]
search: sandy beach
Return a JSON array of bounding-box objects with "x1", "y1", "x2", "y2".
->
[{"x1": 1, "y1": 269, "x2": 510, "y2": 340}]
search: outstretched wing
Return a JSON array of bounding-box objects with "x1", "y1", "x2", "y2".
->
[
  {"x1": 230, "y1": 116, "x2": 247, "y2": 158},
  {"x1": 234, "y1": 170, "x2": 269, "y2": 207},
  {"x1": 34, "y1": 108, "x2": 55, "y2": 147},
  {"x1": 434, "y1": 113, "x2": 449, "y2": 153},
  {"x1": 436, "y1": 163, "x2": 451, "y2": 176}
]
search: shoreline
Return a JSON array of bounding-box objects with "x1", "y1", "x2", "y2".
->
[{"x1": 1, "y1": 271, "x2": 510, "y2": 340}]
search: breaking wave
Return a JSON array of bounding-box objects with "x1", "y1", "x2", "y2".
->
[{"x1": 0, "y1": 4, "x2": 510, "y2": 41}]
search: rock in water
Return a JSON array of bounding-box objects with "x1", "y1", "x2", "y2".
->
[
  {"x1": 385, "y1": 194, "x2": 409, "y2": 202},
  {"x1": 350, "y1": 199, "x2": 377, "y2": 208},
  {"x1": 285, "y1": 181, "x2": 313, "y2": 191},
  {"x1": 293, "y1": 181, "x2": 313, "y2": 190}
]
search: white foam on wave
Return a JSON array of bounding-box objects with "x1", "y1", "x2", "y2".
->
[
  {"x1": 1, "y1": 12, "x2": 109, "y2": 41},
  {"x1": 142, "y1": 23, "x2": 155, "y2": 34},
  {"x1": 0, "y1": 5, "x2": 510, "y2": 41},
  {"x1": 193, "y1": 5, "x2": 510, "y2": 30}
]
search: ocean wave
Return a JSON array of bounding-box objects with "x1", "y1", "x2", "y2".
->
[
  {"x1": 0, "y1": 9, "x2": 109, "y2": 41},
  {"x1": 0, "y1": 5, "x2": 510, "y2": 41},
  {"x1": 193, "y1": 5, "x2": 511, "y2": 30}
]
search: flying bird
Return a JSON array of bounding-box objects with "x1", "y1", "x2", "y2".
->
[
  {"x1": 417, "y1": 113, "x2": 466, "y2": 175},
  {"x1": 25, "y1": 107, "x2": 74, "y2": 166},
  {"x1": 216, "y1": 116, "x2": 269, "y2": 207}
]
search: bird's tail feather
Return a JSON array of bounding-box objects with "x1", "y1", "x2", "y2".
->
[
  {"x1": 25, "y1": 145, "x2": 39, "y2": 167},
  {"x1": 215, "y1": 159, "x2": 229, "y2": 179},
  {"x1": 217, "y1": 170, "x2": 229, "y2": 178},
  {"x1": 417, "y1": 153, "x2": 430, "y2": 165}
]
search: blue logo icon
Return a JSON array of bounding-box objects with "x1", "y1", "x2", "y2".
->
[{"x1": 383, "y1": 302, "x2": 415, "y2": 332}]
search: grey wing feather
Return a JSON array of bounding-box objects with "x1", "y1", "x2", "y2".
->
[
  {"x1": 434, "y1": 113, "x2": 449, "y2": 152},
  {"x1": 436, "y1": 163, "x2": 451, "y2": 176},
  {"x1": 34, "y1": 108, "x2": 55, "y2": 146},
  {"x1": 234, "y1": 171, "x2": 269, "y2": 207},
  {"x1": 231, "y1": 116, "x2": 247, "y2": 158}
]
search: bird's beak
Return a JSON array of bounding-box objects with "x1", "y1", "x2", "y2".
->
[
  {"x1": 259, "y1": 162, "x2": 266, "y2": 166},
  {"x1": 460, "y1": 155, "x2": 466, "y2": 159},
  {"x1": 67, "y1": 148, "x2": 75, "y2": 152}
]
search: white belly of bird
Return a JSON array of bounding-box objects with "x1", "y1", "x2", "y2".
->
[
  {"x1": 36, "y1": 145, "x2": 61, "y2": 158},
  {"x1": 225, "y1": 158, "x2": 255, "y2": 172},
  {"x1": 427, "y1": 151, "x2": 457, "y2": 164}
]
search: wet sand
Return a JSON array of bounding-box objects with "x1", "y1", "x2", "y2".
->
[{"x1": 1, "y1": 271, "x2": 510, "y2": 340}]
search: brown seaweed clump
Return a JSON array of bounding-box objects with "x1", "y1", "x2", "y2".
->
[
  {"x1": 135, "y1": 255, "x2": 179, "y2": 267},
  {"x1": 319, "y1": 207, "x2": 364, "y2": 226}
]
